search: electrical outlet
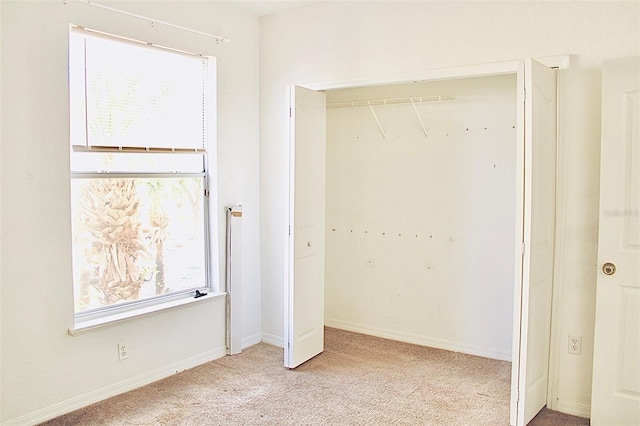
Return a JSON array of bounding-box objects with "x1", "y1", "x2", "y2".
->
[
  {"x1": 568, "y1": 335, "x2": 582, "y2": 355},
  {"x1": 118, "y1": 342, "x2": 128, "y2": 360}
]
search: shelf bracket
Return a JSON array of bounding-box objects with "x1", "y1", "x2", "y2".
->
[
  {"x1": 367, "y1": 101, "x2": 386, "y2": 137},
  {"x1": 410, "y1": 98, "x2": 428, "y2": 137}
]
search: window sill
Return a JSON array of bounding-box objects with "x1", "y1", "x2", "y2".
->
[{"x1": 68, "y1": 292, "x2": 225, "y2": 336}]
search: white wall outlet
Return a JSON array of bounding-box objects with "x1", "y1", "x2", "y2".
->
[
  {"x1": 568, "y1": 335, "x2": 582, "y2": 355},
  {"x1": 118, "y1": 342, "x2": 128, "y2": 360}
]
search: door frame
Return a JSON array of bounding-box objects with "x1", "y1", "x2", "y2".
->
[{"x1": 285, "y1": 55, "x2": 569, "y2": 423}]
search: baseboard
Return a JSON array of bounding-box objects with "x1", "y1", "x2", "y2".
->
[
  {"x1": 553, "y1": 399, "x2": 591, "y2": 419},
  {"x1": 241, "y1": 332, "x2": 262, "y2": 349},
  {"x1": 3, "y1": 347, "x2": 227, "y2": 426},
  {"x1": 325, "y1": 318, "x2": 512, "y2": 361},
  {"x1": 261, "y1": 332, "x2": 284, "y2": 348}
]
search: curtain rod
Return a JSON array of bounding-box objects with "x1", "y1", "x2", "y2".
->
[{"x1": 72, "y1": 0, "x2": 230, "y2": 44}]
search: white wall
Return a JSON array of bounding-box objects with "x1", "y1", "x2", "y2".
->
[
  {"x1": 0, "y1": 0, "x2": 3, "y2": 415},
  {"x1": 259, "y1": 1, "x2": 640, "y2": 417},
  {"x1": 324, "y1": 75, "x2": 517, "y2": 361},
  {"x1": 0, "y1": 1, "x2": 261, "y2": 424}
]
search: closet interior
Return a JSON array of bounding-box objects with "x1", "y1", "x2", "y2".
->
[{"x1": 324, "y1": 74, "x2": 518, "y2": 361}]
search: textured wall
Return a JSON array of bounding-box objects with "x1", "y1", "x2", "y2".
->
[{"x1": 324, "y1": 75, "x2": 517, "y2": 360}]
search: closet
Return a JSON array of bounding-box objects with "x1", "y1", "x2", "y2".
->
[
  {"x1": 324, "y1": 74, "x2": 517, "y2": 362},
  {"x1": 284, "y1": 59, "x2": 559, "y2": 426}
]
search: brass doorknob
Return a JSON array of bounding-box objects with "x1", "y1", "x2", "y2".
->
[{"x1": 603, "y1": 262, "x2": 616, "y2": 276}]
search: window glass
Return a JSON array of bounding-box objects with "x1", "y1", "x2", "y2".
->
[{"x1": 71, "y1": 177, "x2": 206, "y2": 313}]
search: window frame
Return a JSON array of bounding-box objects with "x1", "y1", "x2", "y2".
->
[{"x1": 68, "y1": 25, "x2": 220, "y2": 332}]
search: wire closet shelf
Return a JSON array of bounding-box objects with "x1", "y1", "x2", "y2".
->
[
  {"x1": 326, "y1": 95, "x2": 453, "y2": 138},
  {"x1": 326, "y1": 95, "x2": 451, "y2": 109}
]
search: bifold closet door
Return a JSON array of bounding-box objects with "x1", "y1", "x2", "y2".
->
[
  {"x1": 284, "y1": 60, "x2": 559, "y2": 423},
  {"x1": 511, "y1": 59, "x2": 557, "y2": 426},
  {"x1": 284, "y1": 85, "x2": 327, "y2": 369}
]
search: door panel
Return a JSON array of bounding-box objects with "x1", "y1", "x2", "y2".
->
[
  {"x1": 591, "y1": 56, "x2": 640, "y2": 426},
  {"x1": 285, "y1": 85, "x2": 327, "y2": 369},
  {"x1": 512, "y1": 58, "x2": 557, "y2": 426}
]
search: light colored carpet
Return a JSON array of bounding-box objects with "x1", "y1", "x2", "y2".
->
[{"x1": 42, "y1": 327, "x2": 588, "y2": 425}]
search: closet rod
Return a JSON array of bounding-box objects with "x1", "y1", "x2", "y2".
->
[{"x1": 326, "y1": 95, "x2": 450, "y2": 109}]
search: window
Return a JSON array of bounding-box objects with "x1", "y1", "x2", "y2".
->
[{"x1": 69, "y1": 26, "x2": 216, "y2": 321}]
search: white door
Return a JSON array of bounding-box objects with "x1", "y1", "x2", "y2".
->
[
  {"x1": 511, "y1": 59, "x2": 557, "y2": 426},
  {"x1": 284, "y1": 85, "x2": 327, "y2": 368},
  {"x1": 591, "y1": 57, "x2": 640, "y2": 426}
]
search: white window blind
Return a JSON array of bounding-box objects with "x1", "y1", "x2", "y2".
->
[{"x1": 70, "y1": 27, "x2": 209, "y2": 153}]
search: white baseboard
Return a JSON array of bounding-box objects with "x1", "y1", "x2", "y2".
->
[
  {"x1": 553, "y1": 399, "x2": 591, "y2": 419},
  {"x1": 261, "y1": 332, "x2": 284, "y2": 348},
  {"x1": 3, "y1": 347, "x2": 227, "y2": 426},
  {"x1": 325, "y1": 318, "x2": 512, "y2": 361},
  {"x1": 241, "y1": 332, "x2": 263, "y2": 349}
]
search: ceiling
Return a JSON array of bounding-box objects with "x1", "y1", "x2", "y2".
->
[{"x1": 218, "y1": 1, "x2": 324, "y2": 17}]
